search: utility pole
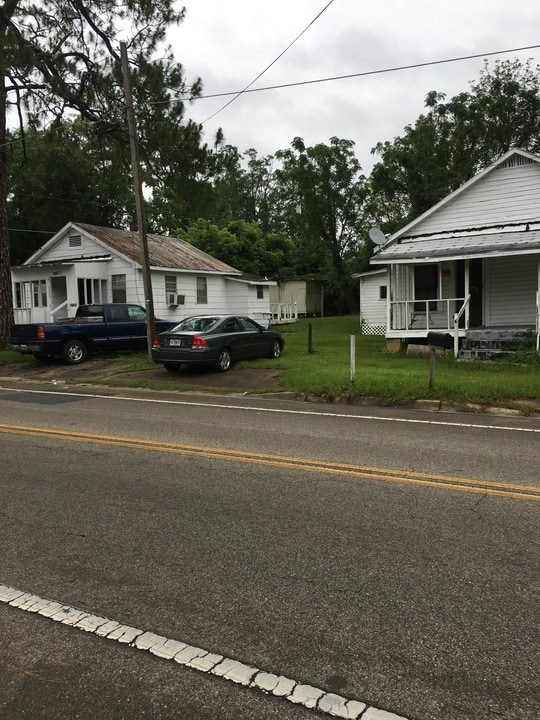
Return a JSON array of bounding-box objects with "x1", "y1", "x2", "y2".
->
[{"x1": 120, "y1": 41, "x2": 155, "y2": 361}]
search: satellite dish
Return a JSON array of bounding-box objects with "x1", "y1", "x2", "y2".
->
[{"x1": 369, "y1": 227, "x2": 387, "y2": 245}]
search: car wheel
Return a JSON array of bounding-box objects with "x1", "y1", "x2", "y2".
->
[
  {"x1": 163, "y1": 363, "x2": 179, "y2": 373},
  {"x1": 215, "y1": 347, "x2": 232, "y2": 372},
  {"x1": 269, "y1": 340, "x2": 282, "y2": 359},
  {"x1": 61, "y1": 339, "x2": 87, "y2": 365}
]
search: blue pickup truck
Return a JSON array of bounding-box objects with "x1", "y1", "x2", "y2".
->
[{"x1": 10, "y1": 303, "x2": 176, "y2": 365}]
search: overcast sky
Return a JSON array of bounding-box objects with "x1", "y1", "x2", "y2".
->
[{"x1": 169, "y1": 0, "x2": 540, "y2": 173}]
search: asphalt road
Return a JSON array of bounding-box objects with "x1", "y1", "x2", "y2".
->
[{"x1": 0, "y1": 379, "x2": 539, "y2": 720}]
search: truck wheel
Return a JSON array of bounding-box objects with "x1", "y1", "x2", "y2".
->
[{"x1": 62, "y1": 339, "x2": 88, "y2": 365}]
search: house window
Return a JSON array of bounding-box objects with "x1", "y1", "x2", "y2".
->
[
  {"x1": 256, "y1": 285, "x2": 264, "y2": 299},
  {"x1": 13, "y1": 281, "x2": 35, "y2": 308},
  {"x1": 165, "y1": 275, "x2": 177, "y2": 295},
  {"x1": 379, "y1": 285, "x2": 387, "y2": 300},
  {"x1": 31, "y1": 280, "x2": 47, "y2": 307},
  {"x1": 414, "y1": 265, "x2": 438, "y2": 311},
  {"x1": 196, "y1": 276, "x2": 207, "y2": 304},
  {"x1": 92, "y1": 279, "x2": 106, "y2": 303},
  {"x1": 78, "y1": 278, "x2": 94, "y2": 305},
  {"x1": 165, "y1": 274, "x2": 177, "y2": 304},
  {"x1": 112, "y1": 274, "x2": 127, "y2": 303},
  {"x1": 14, "y1": 282, "x2": 29, "y2": 308}
]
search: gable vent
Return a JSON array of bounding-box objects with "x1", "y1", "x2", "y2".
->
[
  {"x1": 69, "y1": 234, "x2": 82, "y2": 247},
  {"x1": 499, "y1": 155, "x2": 534, "y2": 169}
]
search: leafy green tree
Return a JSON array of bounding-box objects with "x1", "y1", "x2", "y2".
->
[
  {"x1": 0, "y1": 0, "x2": 200, "y2": 347},
  {"x1": 274, "y1": 137, "x2": 368, "y2": 314},
  {"x1": 183, "y1": 218, "x2": 297, "y2": 279},
  {"x1": 204, "y1": 143, "x2": 277, "y2": 228},
  {"x1": 8, "y1": 119, "x2": 135, "y2": 263},
  {"x1": 369, "y1": 59, "x2": 540, "y2": 231}
]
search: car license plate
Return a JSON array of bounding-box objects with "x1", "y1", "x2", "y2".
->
[{"x1": 169, "y1": 338, "x2": 183, "y2": 346}]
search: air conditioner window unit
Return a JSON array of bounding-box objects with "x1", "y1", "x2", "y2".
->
[{"x1": 167, "y1": 293, "x2": 177, "y2": 306}]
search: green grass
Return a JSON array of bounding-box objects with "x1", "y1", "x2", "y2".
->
[
  {"x1": 0, "y1": 349, "x2": 30, "y2": 364},
  {"x1": 257, "y1": 316, "x2": 539, "y2": 408},
  {"x1": 1, "y1": 316, "x2": 539, "y2": 409}
]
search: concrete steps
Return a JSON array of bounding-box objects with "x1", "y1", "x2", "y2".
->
[{"x1": 458, "y1": 328, "x2": 534, "y2": 361}]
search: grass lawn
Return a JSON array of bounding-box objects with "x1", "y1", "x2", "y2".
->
[
  {"x1": 260, "y1": 316, "x2": 540, "y2": 409},
  {"x1": 1, "y1": 316, "x2": 539, "y2": 409}
]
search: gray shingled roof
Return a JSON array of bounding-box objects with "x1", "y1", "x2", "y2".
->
[
  {"x1": 75, "y1": 223, "x2": 241, "y2": 274},
  {"x1": 372, "y1": 230, "x2": 540, "y2": 263}
]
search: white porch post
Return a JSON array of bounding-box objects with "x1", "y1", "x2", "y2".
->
[
  {"x1": 386, "y1": 266, "x2": 392, "y2": 331},
  {"x1": 465, "y1": 259, "x2": 470, "y2": 328}
]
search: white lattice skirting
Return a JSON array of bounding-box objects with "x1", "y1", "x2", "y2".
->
[{"x1": 361, "y1": 323, "x2": 386, "y2": 336}]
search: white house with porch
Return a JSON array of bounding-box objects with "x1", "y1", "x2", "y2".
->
[
  {"x1": 370, "y1": 148, "x2": 540, "y2": 354},
  {"x1": 11, "y1": 222, "x2": 277, "y2": 326}
]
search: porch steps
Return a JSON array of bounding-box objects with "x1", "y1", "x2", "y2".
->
[{"x1": 458, "y1": 328, "x2": 533, "y2": 361}]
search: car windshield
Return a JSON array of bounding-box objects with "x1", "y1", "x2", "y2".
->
[{"x1": 171, "y1": 317, "x2": 220, "y2": 333}]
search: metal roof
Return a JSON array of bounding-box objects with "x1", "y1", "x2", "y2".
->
[
  {"x1": 371, "y1": 230, "x2": 540, "y2": 263},
  {"x1": 75, "y1": 223, "x2": 241, "y2": 274}
]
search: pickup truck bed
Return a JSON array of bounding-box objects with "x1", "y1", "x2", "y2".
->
[{"x1": 10, "y1": 303, "x2": 176, "y2": 364}]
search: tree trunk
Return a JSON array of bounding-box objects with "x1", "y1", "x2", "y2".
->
[{"x1": 0, "y1": 64, "x2": 14, "y2": 348}]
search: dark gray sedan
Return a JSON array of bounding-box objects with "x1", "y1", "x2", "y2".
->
[{"x1": 151, "y1": 315, "x2": 284, "y2": 373}]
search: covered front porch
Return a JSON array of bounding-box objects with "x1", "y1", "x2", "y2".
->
[
  {"x1": 383, "y1": 256, "x2": 540, "y2": 354},
  {"x1": 11, "y1": 259, "x2": 110, "y2": 324}
]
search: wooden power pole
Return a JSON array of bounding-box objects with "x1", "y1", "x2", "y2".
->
[{"x1": 120, "y1": 41, "x2": 156, "y2": 361}]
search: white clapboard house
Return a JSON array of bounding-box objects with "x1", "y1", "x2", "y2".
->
[
  {"x1": 11, "y1": 222, "x2": 276, "y2": 326},
  {"x1": 368, "y1": 148, "x2": 540, "y2": 355}
]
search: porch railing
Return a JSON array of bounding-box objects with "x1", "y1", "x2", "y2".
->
[
  {"x1": 269, "y1": 302, "x2": 298, "y2": 324},
  {"x1": 389, "y1": 297, "x2": 468, "y2": 333},
  {"x1": 453, "y1": 293, "x2": 471, "y2": 357},
  {"x1": 51, "y1": 299, "x2": 69, "y2": 322}
]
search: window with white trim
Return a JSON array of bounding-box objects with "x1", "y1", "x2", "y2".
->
[
  {"x1": 165, "y1": 275, "x2": 177, "y2": 295},
  {"x1": 112, "y1": 274, "x2": 127, "y2": 303},
  {"x1": 196, "y1": 276, "x2": 207, "y2": 304}
]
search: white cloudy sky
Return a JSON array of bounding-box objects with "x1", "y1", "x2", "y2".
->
[{"x1": 168, "y1": 0, "x2": 540, "y2": 173}]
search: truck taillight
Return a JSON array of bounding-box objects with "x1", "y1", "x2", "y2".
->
[
  {"x1": 191, "y1": 335, "x2": 208, "y2": 349},
  {"x1": 151, "y1": 335, "x2": 160, "y2": 348},
  {"x1": 37, "y1": 325, "x2": 45, "y2": 340}
]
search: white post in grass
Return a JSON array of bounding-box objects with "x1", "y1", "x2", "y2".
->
[{"x1": 350, "y1": 335, "x2": 356, "y2": 382}]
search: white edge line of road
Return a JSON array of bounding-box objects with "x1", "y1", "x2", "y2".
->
[
  {"x1": 0, "y1": 583, "x2": 409, "y2": 720},
  {"x1": 0, "y1": 384, "x2": 539, "y2": 433}
]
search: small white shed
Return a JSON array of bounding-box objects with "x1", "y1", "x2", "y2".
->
[{"x1": 353, "y1": 268, "x2": 388, "y2": 335}]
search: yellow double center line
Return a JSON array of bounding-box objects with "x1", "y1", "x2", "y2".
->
[{"x1": 1, "y1": 422, "x2": 539, "y2": 503}]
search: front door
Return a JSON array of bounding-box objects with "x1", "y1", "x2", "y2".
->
[
  {"x1": 468, "y1": 259, "x2": 483, "y2": 327},
  {"x1": 456, "y1": 259, "x2": 483, "y2": 328}
]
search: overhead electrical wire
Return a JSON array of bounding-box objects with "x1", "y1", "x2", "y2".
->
[
  {"x1": 3, "y1": 41, "x2": 540, "y2": 153},
  {"x1": 194, "y1": 43, "x2": 540, "y2": 102},
  {"x1": 200, "y1": 0, "x2": 335, "y2": 124}
]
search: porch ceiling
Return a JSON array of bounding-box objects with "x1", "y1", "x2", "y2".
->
[{"x1": 371, "y1": 230, "x2": 540, "y2": 263}]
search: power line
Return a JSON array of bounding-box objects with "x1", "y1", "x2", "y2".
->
[
  {"x1": 193, "y1": 43, "x2": 540, "y2": 102},
  {"x1": 201, "y1": 0, "x2": 335, "y2": 124}
]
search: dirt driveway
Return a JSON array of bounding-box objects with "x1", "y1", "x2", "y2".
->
[{"x1": 0, "y1": 357, "x2": 287, "y2": 395}]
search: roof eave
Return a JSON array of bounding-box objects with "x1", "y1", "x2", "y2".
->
[{"x1": 387, "y1": 148, "x2": 540, "y2": 245}]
